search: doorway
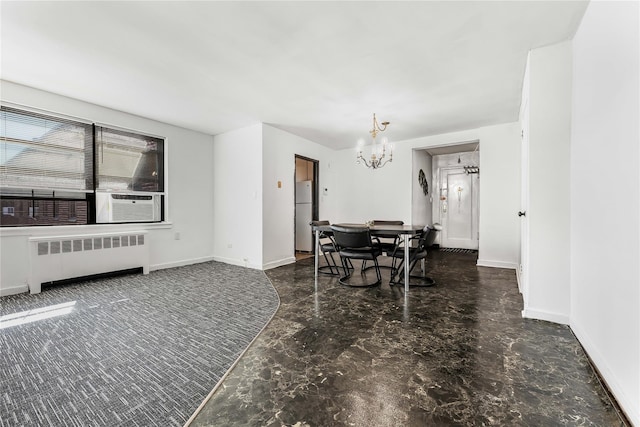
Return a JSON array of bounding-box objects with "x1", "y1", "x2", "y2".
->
[
  {"x1": 412, "y1": 141, "x2": 480, "y2": 251},
  {"x1": 294, "y1": 155, "x2": 319, "y2": 260}
]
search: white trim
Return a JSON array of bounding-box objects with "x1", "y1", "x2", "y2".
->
[
  {"x1": 476, "y1": 259, "x2": 518, "y2": 269},
  {"x1": 571, "y1": 321, "x2": 639, "y2": 426},
  {"x1": 521, "y1": 307, "x2": 570, "y2": 325},
  {"x1": 1, "y1": 100, "x2": 93, "y2": 124},
  {"x1": 95, "y1": 190, "x2": 164, "y2": 197},
  {"x1": 212, "y1": 256, "x2": 262, "y2": 270},
  {"x1": 94, "y1": 121, "x2": 166, "y2": 141},
  {"x1": 413, "y1": 139, "x2": 480, "y2": 153},
  {"x1": 263, "y1": 257, "x2": 296, "y2": 270},
  {"x1": 0, "y1": 284, "x2": 29, "y2": 297},
  {"x1": 150, "y1": 256, "x2": 216, "y2": 271},
  {"x1": 0, "y1": 222, "x2": 173, "y2": 237},
  {"x1": 515, "y1": 265, "x2": 522, "y2": 293}
]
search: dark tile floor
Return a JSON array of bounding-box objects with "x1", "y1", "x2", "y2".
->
[{"x1": 189, "y1": 251, "x2": 626, "y2": 426}]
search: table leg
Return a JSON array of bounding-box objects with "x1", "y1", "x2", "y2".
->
[
  {"x1": 314, "y1": 229, "x2": 320, "y2": 282},
  {"x1": 404, "y1": 232, "x2": 410, "y2": 293}
]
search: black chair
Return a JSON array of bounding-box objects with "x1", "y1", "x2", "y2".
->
[
  {"x1": 331, "y1": 225, "x2": 383, "y2": 287},
  {"x1": 372, "y1": 220, "x2": 405, "y2": 255},
  {"x1": 362, "y1": 220, "x2": 404, "y2": 271},
  {"x1": 388, "y1": 225, "x2": 436, "y2": 287},
  {"x1": 309, "y1": 220, "x2": 341, "y2": 275}
]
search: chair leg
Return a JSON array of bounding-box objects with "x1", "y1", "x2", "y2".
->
[
  {"x1": 327, "y1": 252, "x2": 339, "y2": 275},
  {"x1": 407, "y1": 258, "x2": 436, "y2": 286},
  {"x1": 346, "y1": 258, "x2": 354, "y2": 270},
  {"x1": 339, "y1": 256, "x2": 350, "y2": 278},
  {"x1": 318, "y1": 251, "x2": 339, "y2": 276},
  {"x1": 338, "y1": 256, "x2": 381, "y2": 287},
  {"x1": 390, "y1": 257, "x2": 406, "y2": 285},
  {"x1": 391, "y1": 257, "x2": 436, "y2": 287},
  {"x1": 373, "y1": 258, "x2": 382, "y2": 283}
]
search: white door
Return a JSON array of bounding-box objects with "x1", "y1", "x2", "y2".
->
[{"x1": 440, "y1": 168, "x2": 479, "y2": 249}]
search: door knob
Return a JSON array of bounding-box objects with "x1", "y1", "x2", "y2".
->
[{"x1": 518, "y1": 211, "x2": 526, "y2": 217}]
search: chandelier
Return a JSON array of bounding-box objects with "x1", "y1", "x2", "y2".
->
[{"x1": 356, "y1": 113, "x2": 393, "y2": 169}]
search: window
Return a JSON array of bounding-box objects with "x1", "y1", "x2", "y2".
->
[
  {"x1": 0, "y1": 106, "x2": 93, "y2": 191},
  {"x1": 1, "y1": 106, "x2": 165, "y2": 227},
  {"x1": 96, "y1": 126, "x2": 164, "y2": 192}
]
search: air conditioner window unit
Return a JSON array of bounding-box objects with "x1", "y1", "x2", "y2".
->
[{"x1": 96, "y1": 193, "x2": 161, "y2": 223}]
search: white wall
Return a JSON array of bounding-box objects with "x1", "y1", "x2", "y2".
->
[
  {"x1": 524, "y1": 41, "x2": 573, "y2": 324},
  {"x1": 211, "y1": 124, "x2": 263, "y2": 269},
  {"x1": 411, "y1": 150, "x2": 432, "y2": 226},
  {"x1": 570, "y1": 2, "x2": 639, "y2": 424},
  {"x1": 331, "y1": 122, "x2": 521, "y2": 268},
  {"x1": 262, "y1": 124, "x2": 334, "y2": 269},
  {"x1": 0, "y1": 81, "x2": 216, "y2": 295}
]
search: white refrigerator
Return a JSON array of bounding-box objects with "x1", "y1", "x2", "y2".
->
[{"x1": 295, "y1": 180, "x2": 313, "y2": 252}]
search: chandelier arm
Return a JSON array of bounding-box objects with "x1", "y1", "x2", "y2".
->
[
  {"x1": 356, "y1": 113, "x2": 393, "y2": 170},
  {"x1": 377, "y1": 158, "x2": 391, "y2": 169},
  {"x1": 357, "y1": 152, "x2": 372, "y2": 168}
]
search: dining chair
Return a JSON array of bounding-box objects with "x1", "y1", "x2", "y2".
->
[
  {"x1": 309, "y1": 220, "x2": 341, "y2": 275},
  {"x1": 388, "y1": 225, "x2": 436, "y2": 287},
  {"x1": 362, "y1": 220, "x2": 404, "y2": 271},
  {"x1": 372, "y1": 220, "x2": 405, "y2": 255},
  {"x1": 330, "y1": 224, "x2": 383, "y2": 287}
]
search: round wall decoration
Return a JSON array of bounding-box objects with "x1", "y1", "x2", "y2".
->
[{"x1": 418, "y1": 169, "x2": 428, "y2": 195}]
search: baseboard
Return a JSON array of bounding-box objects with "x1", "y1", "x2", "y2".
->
[
  {"x1": 0, "y1": 284, "x2": 29, "y2": 297},
  {"x1": 150, "y1": 256, "x2": 216, "y2": 271},
  {"x1": 476, "y1": 259, "x2": 519, "y2": 269},
  {"x1": 515, "y1": 267, "x2": 522, "y2": 293},
  {"x1": 211, "y1": 256, "x2": 262, "y2": 270},
  {"x1": 263, "y1": 257, "x2": 296, "y2": 270},
  {"x1": 571, "y1": 321, "x2": 639, "y2": 426},
  {"x1": 521, "y1": 306, "x2": 570, "y2": 325}
]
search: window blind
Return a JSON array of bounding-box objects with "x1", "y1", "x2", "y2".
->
[
  {"x1": 0, "y1": 106, "x2": 93, "y2": 193},
  {"x1": 96, "y1": 126, "x2": 164, "y2": 192}
]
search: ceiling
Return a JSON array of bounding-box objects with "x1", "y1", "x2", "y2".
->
[{"x1": 0, "y1": 1, "x2": 588, "y2": 150}]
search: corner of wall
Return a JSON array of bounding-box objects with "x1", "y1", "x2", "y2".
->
[{"x1": 522, "y1": 307, "x2": 570, "y2": 326}]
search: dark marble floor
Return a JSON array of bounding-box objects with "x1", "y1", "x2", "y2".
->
[{"x1": 189, "y1": 251, "x2": 626, "y2": 426}]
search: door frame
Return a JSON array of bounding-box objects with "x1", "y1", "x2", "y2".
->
[{"x1": 294, "y1": 155, "x2": 319, "y2": 255}]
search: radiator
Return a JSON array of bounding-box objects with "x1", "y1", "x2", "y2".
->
[{"x1": 28, "y1": 231, "x2": 150, "y2": 294}]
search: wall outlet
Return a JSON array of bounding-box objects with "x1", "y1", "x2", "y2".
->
[
  {"x1": 227, "y1": 243, "x2": 233, "y2": 249},
  {"x1": 174, "y1": 232, "x2": 181, "y2": 240}
]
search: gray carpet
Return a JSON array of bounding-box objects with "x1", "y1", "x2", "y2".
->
[{"x1": 0, "y1": 261, "x2": 280, "y2": 427}]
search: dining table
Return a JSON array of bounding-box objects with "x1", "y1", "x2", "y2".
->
[{"x1": 311, "y1": 223, "x2": 425, "y2": 293}]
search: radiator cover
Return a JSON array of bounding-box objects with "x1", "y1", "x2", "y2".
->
[{"x1": 29, "y1": 231, "x2": 150, "y2": 294}]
